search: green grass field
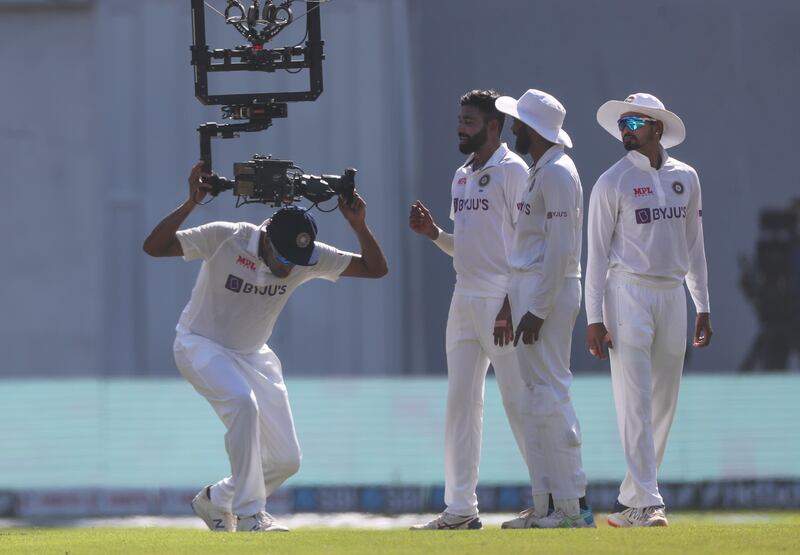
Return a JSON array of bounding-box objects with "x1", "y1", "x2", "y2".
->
[{"x1": 2, "y1": 513, "x2": 799, "y2": 555}]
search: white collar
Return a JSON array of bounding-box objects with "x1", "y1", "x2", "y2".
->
[
  {"x1": 533, "y1": 144, "x2": 564, "y2": 170},
  {"x1": 626, "y1": 146, "x2": 670, "y2": 170},
  {"x1": 462, "y1": 143, "x2": 511, "y2": 173},
  {"x1": 528, "y1": 144, "x2": 564, "y2": 176}
]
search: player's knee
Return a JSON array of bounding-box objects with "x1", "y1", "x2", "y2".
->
[
  {"x1": 531, "y1": 387, "x2": 559, "y2": 418},
  {"x1": 284, "y1": 457, "x2": 301, "y2": 478},
  {"x1": 565, "y1": 424, "x2": 582, "y2": 447},
  {"x1": 273, "y1": 450, "x2": 301, "y2": 479},
  {"x1": 230, "y1": 391, "x2": 259, "y2": 417},
  {"x1": 627, "y1": 399, "x2": 652, "y2": 422}
]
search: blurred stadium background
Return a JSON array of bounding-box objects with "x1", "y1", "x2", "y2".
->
[{"x1": 1, "y1": 0, "x2": 798, "y2": 520}]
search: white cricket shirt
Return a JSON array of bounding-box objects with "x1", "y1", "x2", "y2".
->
[
  {"x1": 508, "y1": 144, "x2": 583, "y2": 319},
  {"x1": 584, "y1": 148, "x2": 710, "y2": 325},
  {"x1": 449, "y1": 143, "x2": 529, "y2": 298},
  {"x1": 175, "y1": 221, "x2": 353, "y2": 352}
]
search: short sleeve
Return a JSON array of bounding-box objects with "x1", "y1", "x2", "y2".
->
[
  {"x1": 176, "y1": 221, "x2": 238, "y2": 262},
  {"x1": 308, "y1": 241, "x2": 354, "y2": 282}
]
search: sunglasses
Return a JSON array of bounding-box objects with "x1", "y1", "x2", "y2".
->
[
  {"x1": 617, "y1": 116, "x2": 657, "y2": 132},
  {"x1": 269, "y1": 239, "x2": 294, "y2": 266}
]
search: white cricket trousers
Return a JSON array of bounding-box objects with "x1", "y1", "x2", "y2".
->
[
  {"x1": 509, "y1": 275, "x2": 587, "y2": 501},
  {"x1": 444, "y1": 294, "x2": 530, "y2": 516},
  {"x1": 603, "y1": 272, "x2": 686, "y2": 508},
  {"x1": 173, "y1": 333, "x2": 302, "y2": 516}
]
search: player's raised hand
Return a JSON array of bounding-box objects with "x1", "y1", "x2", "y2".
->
[
  {"x1": 692, "y1": 313, "x2": 713, "y2": 348},
  {"x1": 339, "y1": 191, "x2": 367, "y2": 227},
  {"x1": 586, "y1": 322, "x2": 613, "y2": 360},
  {"x1": 513, "y1": 312, "x2": 544, "y2": 346},
  {"x1": 409, "y1": 200, "x2": 439, "y2": 240},
  {"x1": 188, "y1": 161, "x2": 212, "y2": 204}
]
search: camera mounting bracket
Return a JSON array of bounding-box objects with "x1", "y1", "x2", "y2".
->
[
  {"x1": 190, "y1": 0, "x2": 324, "y2": 106},
  {"x1": 198, "y1": 101, "x2": 288, "y2": 171}
]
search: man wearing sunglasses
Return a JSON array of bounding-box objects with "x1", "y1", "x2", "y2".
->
[
  {"x1": 143, "y1": 162, "x2": 388, "y2": 532},
  {"x1": 585, "y1": 93, "x2": 712, "y2": 527}
]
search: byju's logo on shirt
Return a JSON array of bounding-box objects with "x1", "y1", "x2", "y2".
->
[
  {"x1": 225, "y1": 274, "x2": 244, "y2": 292},
  {"x1": 453, "y1": 198, "x2": 489, "y2": 214},
  {"x1": 635, "y1": 206, "x2": 688, "y2": 224},
  {"x1": 225, "y1": 274, "x2": 287, "y2": 296}
]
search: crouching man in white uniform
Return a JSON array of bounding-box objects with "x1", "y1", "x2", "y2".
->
[
  {"x1": 408, "y1": 89, "x2": 532, "y2": 530},
  {"x1": 585, "y1": 93, "x2": 712, "y2": 527},
  {"x1": 143, "y1": 163, "x2": 388, "y2": 532},
  {"x1": 495, "y1": 90, "x2": 594, "y2": 529}
]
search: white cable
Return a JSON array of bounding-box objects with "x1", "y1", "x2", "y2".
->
[{"x1": 203, "y1": 1, "x2": 226, "y2": 19}]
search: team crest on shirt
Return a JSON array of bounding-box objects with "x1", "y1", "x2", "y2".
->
[
  {"x1": 478, "y1": 174, "x2": 491, "y2": 187},
  {"x1": 672, "y1": 181, "x2": 685, "y2": 195}
]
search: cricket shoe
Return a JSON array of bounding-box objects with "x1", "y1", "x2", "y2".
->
[
  {"x1": 409, "y1": 512, "x2": 482, "y2": 530},
  {"x1": 533, "y1": 507, "x2": 596, "y2": 528},
  {"x1": 191, "y1": 486, "x2": 236, "y2": 532},
  {"x1": 501, "y1": 507, "x2": 544, "y2": 529},
  {"x1": 607, "y1": 505, "x2": 668, "y2": 527},
  {"x1": 237, "y1": 511, "x2": 290, "y2": 532}
]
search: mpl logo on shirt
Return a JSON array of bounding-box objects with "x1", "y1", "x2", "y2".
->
[
  {"x1": 633, "y1": 186, "x2": 654, "y2": 198},
  {"x1": 457, "y1": 177, "x2": 467, "y2": 185},
  {"x1": 236, "y1": 255, "x2": 257, "y2": 271},
  {"x1": 635, "y1": 206, "x2": 688, "y2": 224},
  {"x1": 225, "y1": 274, "x2": 287, "y2": 296}
]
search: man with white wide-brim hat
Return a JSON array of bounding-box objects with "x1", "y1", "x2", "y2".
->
[
  {"x1": 494, "y1": 89, "x2": 594, "y2": 529},
  {"x1": 585, "y1": 93, "x2": 713, "y2": 527},
  {"x1": 596, "y1": 92, "x2": 686, "y2": 149}
]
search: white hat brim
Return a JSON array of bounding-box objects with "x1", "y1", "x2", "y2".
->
[
  {"x1": 596, "y1": 100, "x2": 686, "y2": 148},
  {"x1": 496, "y1": 96, "x2": 573, "y2": 149}
]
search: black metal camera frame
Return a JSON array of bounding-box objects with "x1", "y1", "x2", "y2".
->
[
  {"x1": 190, "y1": 0, "x2": 323, "y2": 106},
  {"x1": 190, "y1": 0, "x2": 324, "y2": 171}
]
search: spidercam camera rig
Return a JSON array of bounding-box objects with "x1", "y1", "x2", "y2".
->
[{"x1": 190, "y1": 0, "x2": 355, "y2": 207}]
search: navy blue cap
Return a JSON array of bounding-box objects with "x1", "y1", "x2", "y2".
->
[{"x1": 266, "y1": 207, "x2": 319, "y2": 266}]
